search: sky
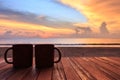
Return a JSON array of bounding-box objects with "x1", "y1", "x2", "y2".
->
[{"x1": 0, "y1": 0, "x2": 120, "y2": 38}]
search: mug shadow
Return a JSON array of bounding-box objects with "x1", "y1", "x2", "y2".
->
[{"x1": 0, "y1": 65, "x2": 53, "y2": 80}]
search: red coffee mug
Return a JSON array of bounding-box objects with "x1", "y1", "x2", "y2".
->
[
  {"x1": 35, "y1": 44, "x2": 61, "y2": 68},
  {"x1": 4, "y1": 44, "x2": 33, "y2": 68}
]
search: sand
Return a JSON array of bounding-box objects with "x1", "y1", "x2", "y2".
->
[
  {"x1": 0, "y1": 47, "x2": 120, "y2": 58},
  {"x1": 58, "y1": 47, "x2": 120, "y2": 57},
  {"x1": 0, "y1": 47, "x2": 11, "y2": 57}
]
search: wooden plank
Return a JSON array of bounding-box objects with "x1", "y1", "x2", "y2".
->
[
  {"x1": 0, "y1": 60, "x2": 8, "y2": 69},
  {"x1": 52, "y1": 61, "x2": 66, "y2": 80},
  {"x1": 37, "y1": 67, "x2": 53, "y2": 80},
  {"x1": 0, "y1": 64, "x2": 12, "y2": 74},
  {"x1": 74, "y1": 57, "x2": 112, "y2": 80},
  {"x1": 98, "y1": 57, "x2": 120, "y2": 69},
  {"x1": 70, "y1": 57, "x2": 96, "y2": 80},
  {"x1": 0, "y1": 57, "x2": 4, "y2": 62},
  {"x1": 0, "y1": 57, "x2": 5, "y2": 64},
  {"x1": 0, "y1": 67, "x2": 15, "y2": 80},
  {"x1": 0, "y1": 59, "x2": 4, "y2": 64},
  {"x1": 8, "y1": 58, "x2": 38, "y2": 80},
  {"x1": 0, "y1": 59, "x2": 12, "y2": 75},
  {"x1": 100, "y1": 57, "x2": 120, "y2": 66},
  {"x1": 7, "y1": 68, "x2": 31, "y2": 80},
  {"x1": 0, "y1": 59, "x2": 12, "y2": 70},
  {"x1": 95, "y1": 57, "x2": 120, "y2": 70},
  {"x1": 61, "y1": 57, "x2": 82, "y2": 80},
  {"x1": 109, "y1": 57, "x2": 120, "y2": 61},
  {"x1": 21, "y1": 67, "x2": 39, "y2": 80},
  {"x1": 88, "y1": 57, "x2": 120, "y2": 80},
  {"x1": 0, "y1": 55, "x2": 119, "y2": 80},
  {"x1": 22, "y1": 58, "x2": 39, "y2": 80}
]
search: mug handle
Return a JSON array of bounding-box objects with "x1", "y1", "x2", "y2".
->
[
  {"x1": 4, "y1": 47, "x2": 13, "y2": 64},
  {"x1": 54, "y1": 48, "x2": 61, "y2": 63}
]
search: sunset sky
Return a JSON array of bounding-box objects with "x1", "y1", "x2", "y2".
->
[{"x1": 0, "y1": 0, "x2": 120, "y2": 38}]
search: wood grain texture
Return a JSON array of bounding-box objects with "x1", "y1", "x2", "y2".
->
[
  {"x1": 52, "y1": 61, "x2": 66, "y2": 80},
  {"x1": 0, "y1": 47, "x2": 120, "y2": 80},
  {"x1": 62, "y1": 57, "x2": 82, "y2": 80},
  {"x1": 0, "y1": 57, "x2": 120, "y2": 80}
]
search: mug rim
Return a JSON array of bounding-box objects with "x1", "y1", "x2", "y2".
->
[
  {"x1": 13, "y1": 44, "x2": 33, "y2": 46},
  {"x1": 35, "y1": 44, "x2": 54, "y2": 46}
]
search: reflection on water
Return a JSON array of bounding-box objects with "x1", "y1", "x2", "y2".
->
[{"x1": 0, "y1": 38, "x2": 120, "y2": 47}]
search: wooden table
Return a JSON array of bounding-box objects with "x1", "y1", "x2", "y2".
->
[{"x1": 0, "y1": 57, "x2": 120, "y2": 80}]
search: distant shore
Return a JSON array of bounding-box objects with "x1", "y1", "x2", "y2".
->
[
  {"x1": 0, "y1": 47, "x2": 120, "y2": 57},
  {"x1": 0, "y1": 43, "x2": 120, "y2": 47}
]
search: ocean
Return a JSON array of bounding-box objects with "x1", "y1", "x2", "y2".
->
[{"x1": 0, "y1": 38, "x2": 120, "y2": 47}]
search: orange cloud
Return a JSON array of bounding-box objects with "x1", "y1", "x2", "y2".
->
[
  {"x1": 60, "y1": 0, "x2": 120, "y2": 33},
  {"x1": 0, "y1": 19, "x2": 74, "y2": 38}
]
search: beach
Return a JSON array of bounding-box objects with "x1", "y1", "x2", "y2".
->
[
  {"x1": 1, "y1": 47, "x2": 120, "y2": 57},
  {"x1": 58, "y1": 47, "x2": 120, "y2": 57}
]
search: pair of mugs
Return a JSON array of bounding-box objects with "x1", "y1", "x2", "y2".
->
[{"x1": 4, "y1": 44, "x2": 61, "y2": 69}]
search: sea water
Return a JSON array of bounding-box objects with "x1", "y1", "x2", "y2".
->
[{"x1": 0, "y1": 38, "x2": 120, "y2": 47}]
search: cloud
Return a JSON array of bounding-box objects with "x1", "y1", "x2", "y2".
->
[
  {"x1": 0, "y1": 7, "x2": 45, "y2": 25},
  {"x1": 0, "y1": 20, "x2": 74, "y2": 38},
  {"x1": 4, "y1": 30, "x2": 12, "y2": 36},
  {"x1": 75, "y1": 26, "x2": 92, "y2": 35},
  {"x1": 59, "y1": 0, "x2": 120, "y2": 34},
  {"x1": 0, "y1": 1, "x2": 119, "y2": 38},
  {"x1": 100, "y1": 22, "x2": 109, "y2": 34},
  {"x1": 0, "y1": 27, "x2": 50, "y2": 38},
  {"x1": 0, "y1": 5, "x2": 73, "y2": 29},
  {"x1": 0, "y1": 5, "x2": 75, "y2": 38}
]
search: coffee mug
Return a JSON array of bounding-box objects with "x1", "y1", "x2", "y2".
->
[
  {"x1": 4, "y1": 44, "x2": 33, "y2": 68},
  {"x1": 35, "y1": 44, "x2": 61, "y2": 68}
]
